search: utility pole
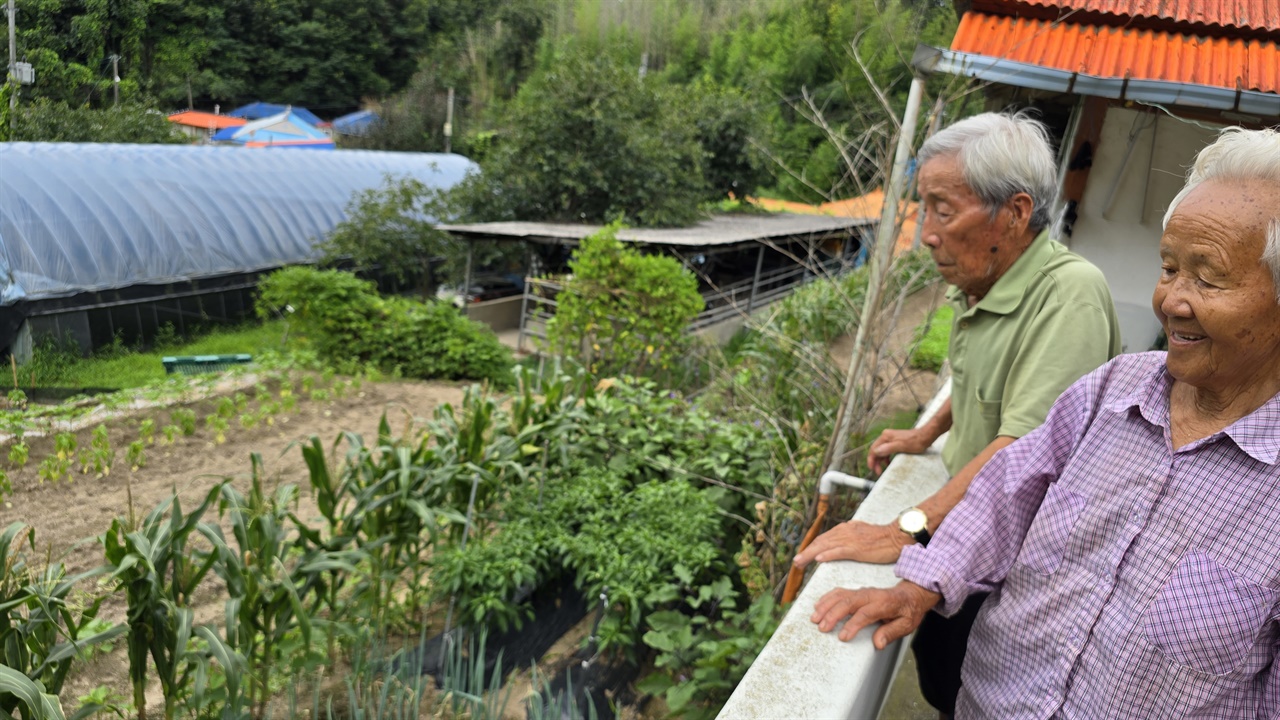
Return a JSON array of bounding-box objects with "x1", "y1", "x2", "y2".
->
[
  {"x1": 444, "y1": 86, "x2": 454, "y2": 153},
  {"x1": 7, "y1": 0, "x2": 16, "y2": 135},
  {"x1": 109, "y1": 54, "x2": 120, "y2": 107}
]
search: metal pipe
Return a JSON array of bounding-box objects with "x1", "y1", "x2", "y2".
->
[{"x1": 782, "y1": 472, "x2": 875, "y2": 604}]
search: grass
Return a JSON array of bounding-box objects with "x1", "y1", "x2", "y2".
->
[
  {"x1": 908, "y1": 305, "x2": 953, "y2": 372},
  {"x1": 22, "y1": 321, "x2": 303, "y2": 390}
]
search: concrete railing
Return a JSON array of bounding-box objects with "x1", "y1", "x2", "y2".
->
[{"x1": 718, "y1": 380, "x2": 953, "y2": 720}]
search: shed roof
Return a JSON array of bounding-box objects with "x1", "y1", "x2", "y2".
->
[
  {"x1": 440, "y1": 213, "x2": 873, "y2": 248},
  {"x1": 950, "y1": 11, "x2": 1280, "y2": 94}
]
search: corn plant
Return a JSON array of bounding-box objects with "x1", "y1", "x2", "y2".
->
[
  {"x1": 103, "y1": 489, "x2": 235, "y2": 720},
  {"x1": 0, "y1": 666, "x2": 63, "y2": 720},
  {"x1": 0, "y1": 523, "x2": 125, "y2": 718},
  {"x1": 200, "y1": 456, "x2": 314, "y2": 718},
  {"x1": 300, "y1": 424, "x2": 464, "y2": 629}
]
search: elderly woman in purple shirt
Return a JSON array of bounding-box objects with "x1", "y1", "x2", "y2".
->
[{"x1": 812, "y1": 126, "x2": 1280, "y2": 718}]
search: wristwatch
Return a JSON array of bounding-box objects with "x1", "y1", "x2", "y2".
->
[{"x1": 897, "y1": 507, "x2": 931, "y2": 546}]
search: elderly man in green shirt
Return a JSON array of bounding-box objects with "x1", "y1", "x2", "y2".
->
[{"x1": 794, "y1": 112, "x2": 1121, "y2": 718}]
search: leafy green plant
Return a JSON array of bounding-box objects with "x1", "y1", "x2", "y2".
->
[
  {"x1": 638, "y1": 581, "x2": 779, "y2": 719},
  {"x1": 909, "y1": 305, "x2": 954, "y2": 372},
  {"x1": 237, "y1": 413, "x2": 257, "y2": 430},
  {"x1": 76, "y1": 684, "x2": 132, "y2": 719},
  {"x1": 204, "y1": 415, "x2": 228, "y2": 445},
  {"x1": 6, "y1": 389, "x2": 27, "y2": 410},
  {"x1": 53, "y1": 433, "x2": 76, "y2": 463},
  {"x1": 216, "y1": 398, "x2": 235, "y2": 420},
  {"x1": 125, "y1": 442, "x2": 145, "y2": 471},
  {"x1": 161, "y1": 425, "x2": 180, "y2": 445},
  {"x1": 546, "y1": 225, "x2": 704, "y2": 378},
  {"x1": 137, "y1": 419, "x2": 154, "y2": 446},
  {"x1": 90, "y1": 425, "x2": 114, "y2": 476},
  {"x1": 36, "y1": 456, "x2": 68, "y2": 484},
  {"x1": 8, "y1": 441, "x2": 28, "y2": 468},
  {"x1": 172, "y1": 409, "x2": 197, "y2": 437}
]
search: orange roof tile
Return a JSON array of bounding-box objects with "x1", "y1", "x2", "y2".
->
[
  {"x1": 167, "y1": 111, "x2": 247, "y2": 130},
  {"x1": 973, "y1": 0, "x2": 1280, "y2": 35},
  {"x1": 951, "y1": 11, "x2": 1280, "y2": 94}
]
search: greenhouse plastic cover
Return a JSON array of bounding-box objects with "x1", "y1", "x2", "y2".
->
[{"x1": 0, "y1": 143, "x2": 477, "y2": 306}]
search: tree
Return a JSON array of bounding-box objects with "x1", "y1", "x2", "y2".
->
[
  {"x1": 319, "y1": 176, "x2": 460, "y2": 295},
  {"x1": 451, "y1": 44, "x2": 711, "y2": 227},
  {"x1": 12, "y1": 100, "x2": 187, "y2": 143}
]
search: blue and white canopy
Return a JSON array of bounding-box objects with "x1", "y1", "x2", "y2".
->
[{"x1": 212, "y1": 109, "x2": 334, "y2": 149}]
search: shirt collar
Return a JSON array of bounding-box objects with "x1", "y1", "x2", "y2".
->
[
  {"x1": 946, "y1": 229, "x2": 1055, "y2": 316},
  {"x1": 1103, "y1": 354, "x2": 1280, "y2": 465}
]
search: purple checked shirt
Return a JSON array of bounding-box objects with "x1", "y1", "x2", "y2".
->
[{"x1": 897, "y1": 352, "x2": 1280, "y2": 719}]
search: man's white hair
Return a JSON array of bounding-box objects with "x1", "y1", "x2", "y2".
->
[
  {"x1": 1163, "y1": 127, "x2": 1280, "y2": 299},
  {"x1": 917, "y1": 111, "x2": 1058, "y2": 232}
]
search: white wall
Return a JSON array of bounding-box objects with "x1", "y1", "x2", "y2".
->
[{"x1": 1065, "y1": 106, "x2": 1221, "y2": 352}]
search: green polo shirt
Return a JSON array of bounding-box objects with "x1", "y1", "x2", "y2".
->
[{"x1": 941, "y1": 230, "x2": 1121, "y2": 475}]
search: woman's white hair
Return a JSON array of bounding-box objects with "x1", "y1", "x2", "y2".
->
[
  {"x1": 1163, "y1": 126, "x2": 1280, "y2": 300},
  {"x1": 917, "y1": 111, "x2": 1058, "y2": 232}
]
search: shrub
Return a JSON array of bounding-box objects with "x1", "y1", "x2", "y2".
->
[
  {"x1": 546, "y1": 225, "x2": 704, "y2": 378},
  {"x1": 257, "y1": 267, "x2": 513, "y2": 385},
  {"x1": 909, "y1": 305, "x2": 954, "y2": 372}
]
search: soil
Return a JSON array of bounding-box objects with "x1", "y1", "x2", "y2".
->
[{"x1": 1, "y1": 374, "x2": 466, "y2": 711}]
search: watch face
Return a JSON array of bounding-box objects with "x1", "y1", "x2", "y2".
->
[{"x1": 899, "y1": 508, "x2": 928, "y2": 534}]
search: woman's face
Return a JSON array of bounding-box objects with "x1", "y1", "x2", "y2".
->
[{"x1": 1153, "y1": 179, "x2": 1280, "y2": 395}]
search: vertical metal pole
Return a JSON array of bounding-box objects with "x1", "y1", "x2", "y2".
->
[
  {"x1": 516, "y1": 243, "x2": 531, "y2": 354},
  {"x1": 460, "y1": 241, "x2": 473, "y2": 317},
  {"x1": 910, "y1": 94, "x2": 947, "y2": 250},
  {"x1": 7, "y1": 0, "x2": 15, "y2": 135},
  {"x1": 745, "y1": 244, "x2": 765, "y2": 315},
  {"x1": 110, "y1": 54, "x2": 120, "y2": 107},
  {"x1": 444, "y1": 87, "x2": 454, "y2": 154}
]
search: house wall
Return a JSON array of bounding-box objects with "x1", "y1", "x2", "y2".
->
[{"x1": 1065, "y1": 105, "x2": 1222, "y2": 351}]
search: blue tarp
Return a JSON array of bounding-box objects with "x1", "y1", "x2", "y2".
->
[
  {"x1": 333, "y1": 110, "x2": 380, "y2": 136},
  {"x1": 227, "y1": 102, "x2": 325, "y2": 127},
  {"x1": 211, "y1": 109, "x2": 335, "y2": 148},
  {"x1": 0, "y1": 143, "x2": 478, "y2": 305}
]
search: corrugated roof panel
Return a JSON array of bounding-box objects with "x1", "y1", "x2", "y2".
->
[
  {"x1": 976, "y1": 0, "x2": 1280, "y2": 34},
  {"x1": 951, "y1": 12, "x2": 1280, "y2": 94}
]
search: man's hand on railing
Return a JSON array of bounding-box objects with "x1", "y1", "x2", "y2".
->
[
  {"x1": 810, "y1": 581, "x2": 941, "y2": 648},
  {"x1": 867, "y1": 426, "x2": 936, "y2": 475},
  {"x1": 792, "y1": 519, "x2": 913, "y2": 567}
]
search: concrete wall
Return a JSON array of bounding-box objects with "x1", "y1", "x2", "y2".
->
[
  {"x1": 1065, "y1": 106, "x2": 1221, "y2": 351},
  {"x1": 718, "y1": 382, "x2": 952, "y2": 720},
  {"x1": 462, "y1": 295, "x2": 523, "y2": 332}
]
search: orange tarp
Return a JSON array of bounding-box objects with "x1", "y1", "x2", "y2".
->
[
  {"x1": 952, "y1": 11, "x2": 1280, "y2": 94},
  {"x1": 750, "y1": 189, "x2": 920, "y2": 254},
  {"x1": 167, "y1": 111, "x2": 247, "y2": 130}
]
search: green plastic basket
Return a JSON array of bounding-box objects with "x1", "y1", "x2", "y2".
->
[{"x1": 161, "y1": 354, "x2": 253, "y2": 375}]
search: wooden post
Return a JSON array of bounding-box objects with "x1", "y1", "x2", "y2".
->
[
  {"x1": 745, "y1": 244, "x2": 766, "y2": 315},
  {"x1": 9, "y1": 354, "x2": 15, "y2": 389}
]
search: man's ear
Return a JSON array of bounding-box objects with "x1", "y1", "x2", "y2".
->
[{"x1": 1007, "y1": 192, "x2": 1035, "y2": 231}]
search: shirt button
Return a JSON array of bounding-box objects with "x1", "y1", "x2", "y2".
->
[{"x1": 959, "y1": 321, "x2": 969, "y2": 329}]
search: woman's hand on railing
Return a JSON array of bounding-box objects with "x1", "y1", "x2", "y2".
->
[{"x1": 810, "y1": 580, "x2": 941, "y2": 647}]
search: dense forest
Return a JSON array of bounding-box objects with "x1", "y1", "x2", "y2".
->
[{"x1": 5, "y1": 0, "x2": 959, "y2": 208}]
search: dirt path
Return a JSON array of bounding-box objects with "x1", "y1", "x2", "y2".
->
[{"x1": 2, "y1": 376, "x2": 466, "y2": 708}]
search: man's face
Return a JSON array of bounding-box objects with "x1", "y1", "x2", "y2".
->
[{"x1": 917, "y1": 155, "x2": 1022, "y2": 298}]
